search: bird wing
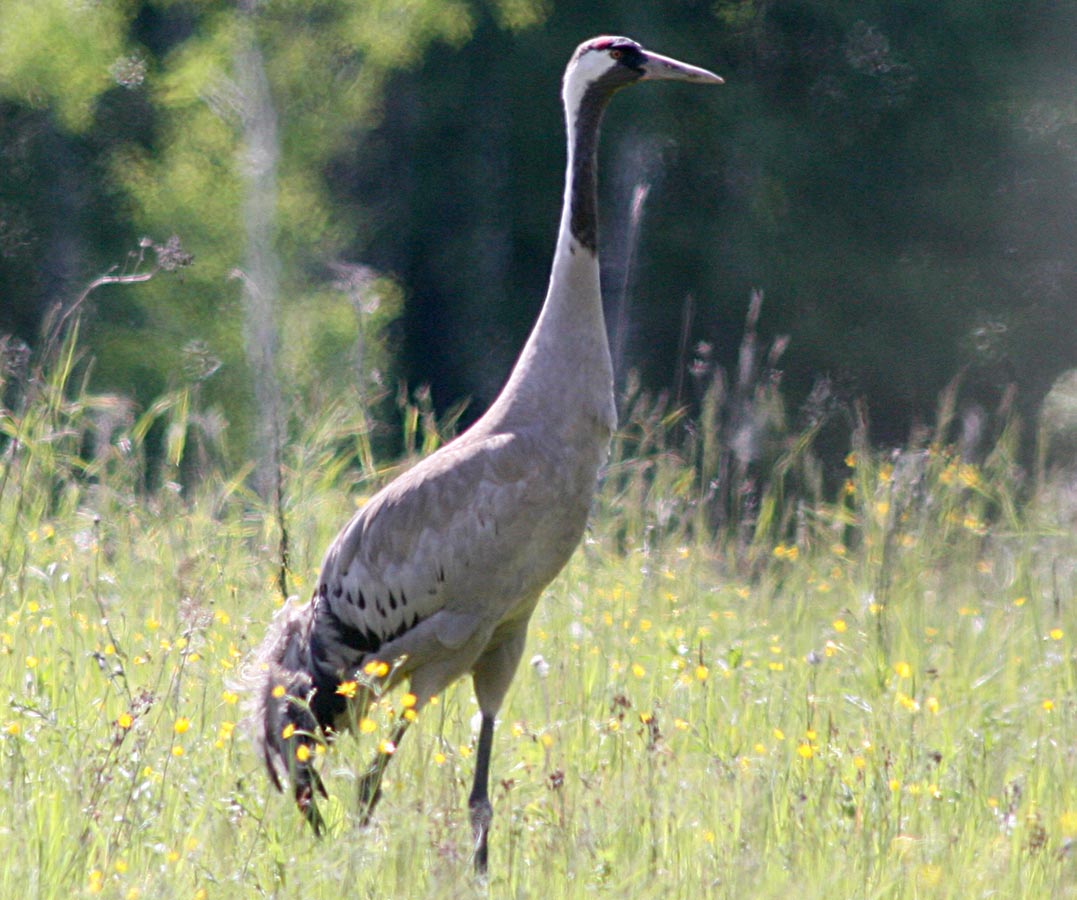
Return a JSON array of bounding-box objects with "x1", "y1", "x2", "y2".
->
[{"x1": 309, "y1": 428, "x2": 563, "y2": 676}]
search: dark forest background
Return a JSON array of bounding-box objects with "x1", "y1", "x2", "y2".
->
[{"x1": 2, "y1": 0, "x2": 1075, "y2": 473}]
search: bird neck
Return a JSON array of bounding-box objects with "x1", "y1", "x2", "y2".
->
[
  {"x1": 565, "y1": 82, "x2": 608, "y2": 254},
  {"x1": 538, "y1": 83, "x2": 609, "y2": 344},
  {"x1": 484, "y1": 83, "x2": 616, "y2": 436}
]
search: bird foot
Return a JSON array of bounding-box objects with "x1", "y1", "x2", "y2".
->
[{"x1": 469, "y1": 797, "x2": 493, "y2": 874}]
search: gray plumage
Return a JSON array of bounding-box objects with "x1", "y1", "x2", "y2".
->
[{"x1": 247, "y1": 35, "x2": 721, "y2": 873}]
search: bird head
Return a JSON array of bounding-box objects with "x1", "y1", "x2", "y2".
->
[{"x1": 563, "y1": 36, "x2": 723, "y2": 111}]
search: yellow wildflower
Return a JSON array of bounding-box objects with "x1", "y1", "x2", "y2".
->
[
  {"x1": 1059, "y1": 811, "x2": 1077, "y2": 837},
  {"x1": 897, "y1": 694, "x2": 920, "y2": 713},
  {"x1": 958, "y1": 464, "x2": 980, "y2": 488},
  {"x1": 918, "y1": 865, "x2": 944, "y2": 888},
  {"x1": 363, "y1": 660, "x2": 390, "y2": 678}
]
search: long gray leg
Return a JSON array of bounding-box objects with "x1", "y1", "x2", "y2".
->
[
  {"x1": 357, "y1": 717, "x2": 410, "y2": 825},
  {"x1": 468, "y1": 712, "x2": 496, "y2": 874},
  {"x1": 468, "y1": 624, "x2": 530, "y2": 875}
]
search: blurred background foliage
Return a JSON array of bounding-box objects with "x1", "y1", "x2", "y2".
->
[{"x1": 0, "y1": 0, "x2": 1075, "y2": 475}]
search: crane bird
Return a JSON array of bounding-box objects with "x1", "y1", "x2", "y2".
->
[{"x1": 249, "y1": 36, "x2": 721, "y2": 873}]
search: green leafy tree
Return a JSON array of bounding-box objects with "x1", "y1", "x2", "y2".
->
[{"x1": 0, "y1": 0, "x2": 547, "y2": 480}]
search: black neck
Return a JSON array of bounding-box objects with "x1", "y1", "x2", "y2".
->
[{"x1": 568, "y1": 84, "x2": 614, "y2": 254}]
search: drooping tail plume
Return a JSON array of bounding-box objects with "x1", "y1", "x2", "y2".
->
[{"x1": 244, "y1": 598, "x2": 327, "y2": 828}]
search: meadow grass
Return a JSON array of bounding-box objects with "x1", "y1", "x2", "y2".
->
[{"x1": 1, "y1": 337, "x2": 1076, "y2": 898}]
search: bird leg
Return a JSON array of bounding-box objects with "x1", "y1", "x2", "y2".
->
[
  {"x1": 357, "y1": 717, "x2": 411, "y2": 825},
  {"x1": 468, "y1": 713, "x2": 496, "y2": 875}
]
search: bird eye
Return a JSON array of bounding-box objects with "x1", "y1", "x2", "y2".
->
[{"x1": 609, "y1": 49, "x2": 622, "y2": 60}]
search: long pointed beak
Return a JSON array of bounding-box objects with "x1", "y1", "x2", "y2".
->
[{"x1": 640, "y1": 50, "x2": 724, "y2": 85}]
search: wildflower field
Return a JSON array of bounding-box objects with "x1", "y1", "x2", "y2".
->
[{"x1": 2, "y1": 335, "x2": 1076, "y2": 899}]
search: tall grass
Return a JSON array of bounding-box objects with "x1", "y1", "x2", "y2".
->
[{"x1": 1, "y1": 311, "x2": 1075, "y2": 898}]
